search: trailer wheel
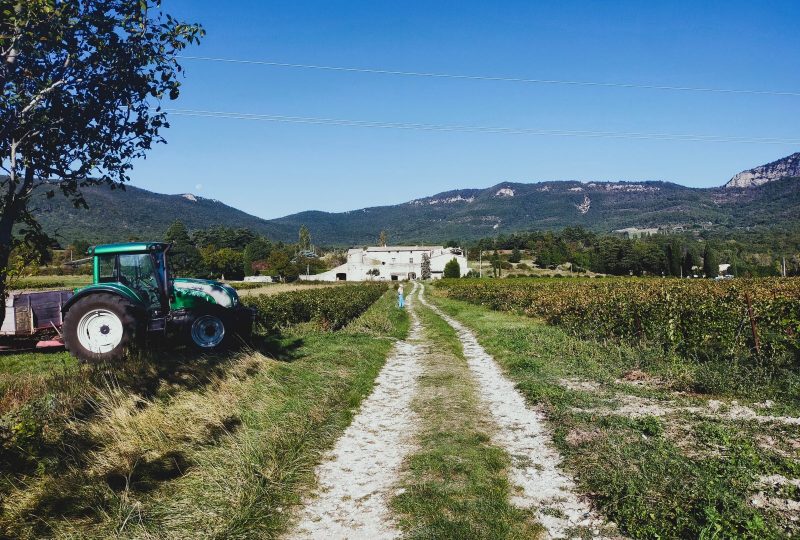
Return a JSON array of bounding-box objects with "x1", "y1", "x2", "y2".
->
[{"x1": 63, "y1": 293, "x2": 140, "y2": 362}]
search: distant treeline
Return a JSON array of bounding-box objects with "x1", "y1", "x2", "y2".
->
[
  {"x1": 27, "y1": 223, "x2": 800, "y2": 280},
  {"x1": 62, "y1": 221, "x2": 334, "y2": 281},
  {"x1": 465, "y1": 227, "x2": 799, "y2": 277}
]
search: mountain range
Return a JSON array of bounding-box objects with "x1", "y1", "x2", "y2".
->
[{"x1": 31, "y1": 152, "x2": 800, "y2": 246}]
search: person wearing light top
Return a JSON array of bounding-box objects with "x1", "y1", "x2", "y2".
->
[{"x1": 397, "y1": 283, "x2": 405, "y2": 308}]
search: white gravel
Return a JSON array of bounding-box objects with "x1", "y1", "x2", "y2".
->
[
  {"x1": 288, "y1": 285, "x2": 423, "y2": 539},
  {"x1": 569, "y1": 391, "x2": 800, "y2": 426},
  {"x1": 419, "y1": 285, "x2": 613, "y2": 539}
]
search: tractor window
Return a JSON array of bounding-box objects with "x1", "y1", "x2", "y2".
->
[
  {"x1": 97, "y1": 255, "x2": 117, "y2": 283},
  {"x1": 119, "y1": 254, "x2": 160, "y2": 306}
]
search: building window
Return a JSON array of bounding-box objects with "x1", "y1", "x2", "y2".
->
[{"x1": 409, "y1": 258, "x2": 414, "y2": 263}]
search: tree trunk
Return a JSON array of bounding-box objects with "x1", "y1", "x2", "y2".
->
[
  {"x1": 0, "y1": 216, "x2": 13, "y2": 332},
  {"x1": 0, "y1": 205, "x2": 14, "y2": 326}
]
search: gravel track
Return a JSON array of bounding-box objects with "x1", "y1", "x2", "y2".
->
[
  {"x1": 288, "y1": 284, "x2": 423, "y2": 539},
  {"x1": 418, "y1": 285, "x2": 615, "y2": 539},
  {"x1": 289, "y1": 284, "x2": 617, "y2": 539}
]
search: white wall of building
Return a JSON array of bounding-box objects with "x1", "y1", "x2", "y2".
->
[{"x1": 300, "y1": 246, "x2": 468, "y2": 282}]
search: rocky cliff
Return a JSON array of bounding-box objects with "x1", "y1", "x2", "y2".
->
[{"x1": 725, "y1": 152, "x2": 800, "y2": 188}]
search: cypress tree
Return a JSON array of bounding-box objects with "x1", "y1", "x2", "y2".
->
[{"x1": 703, "y1": 244, "x2": 719, "y2": 278}]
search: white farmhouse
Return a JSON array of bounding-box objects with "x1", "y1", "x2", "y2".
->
[{"x1": 300, "y1": 246, "x2": 469, "y2": 282}]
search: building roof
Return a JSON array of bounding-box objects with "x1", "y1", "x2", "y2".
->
[{"x1": 364, "y1": 245, "x2": 445, "y2": 252}]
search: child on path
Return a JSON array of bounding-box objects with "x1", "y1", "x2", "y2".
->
[{"x1": 397, "y1": 283, "x2": 405, "y2": 308}]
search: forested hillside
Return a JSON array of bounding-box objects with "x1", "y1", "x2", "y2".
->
[
  {"x1": 26, "y1": 158, "x2": 800, "y2": 247},
  {"x1": 28, "y1": 184, "x2": 295, "y2": 244}
]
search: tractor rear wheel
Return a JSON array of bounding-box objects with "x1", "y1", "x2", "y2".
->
[{"x1": 63, "y1": 293, "x2": 140, "y2": 362}]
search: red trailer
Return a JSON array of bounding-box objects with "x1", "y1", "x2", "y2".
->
[{"x1": 0, "y1": 290, "x2": 73, "y2": 351}]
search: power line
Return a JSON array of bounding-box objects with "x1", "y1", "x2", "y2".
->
[
  {"x1": 177, "y1": 55, "x2": 800, "y2": 98},
  {"x1": 165, "y1": 108, "x2": 800, "y2": 145}
]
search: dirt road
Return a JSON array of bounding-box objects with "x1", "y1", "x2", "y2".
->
[
  {"x1": 290, "y1": 283, "x2": 423, "y2": 539},
  {"x1": 287, "y1": 283, "x2": 612, "y2": 539}
]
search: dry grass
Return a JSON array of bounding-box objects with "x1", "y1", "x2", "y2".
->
[
  {"x1": 2, "y1": 291, "x2": 407, "y2": 539},
  {"x1": 234, "y1": 281, "x2": 345, "y2": 297},
  {"x1": 1, "y1": 352, "x2": 262, "y2": 535},
  {"x1": 74, "y1": 354, "x2": 263, "y2": 484}
]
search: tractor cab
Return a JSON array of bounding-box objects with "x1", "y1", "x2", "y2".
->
[{"x1": 90, "y1": 242, "x2": 171, "y2": 313}]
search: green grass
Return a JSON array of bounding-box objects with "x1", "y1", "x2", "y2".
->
[
  {"x1": 427, "y1": 292, "x2": 800, "y2": 539},
  {"x1": 0, "y1": 351, "x2": 76, "y2": 377},
  {"x1": 391, "y1": 298, "x2": 542, "y2": 539},
  {"x1": 345, "y1": 286, "x2": 410, "y2": 340},
  {"x1": 2, "y1": 289, "x2": 407, "y2": 539}
]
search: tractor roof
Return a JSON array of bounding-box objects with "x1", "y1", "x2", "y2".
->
[{"x1": 89, "y1": 242, "x2": 170, "y2": 255}]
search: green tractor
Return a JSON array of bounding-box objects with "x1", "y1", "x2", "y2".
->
[{"x1": 61, "y1": 242, "x2": 254, "y2": 362}]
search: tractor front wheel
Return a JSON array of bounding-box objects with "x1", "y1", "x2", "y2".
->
[
  {"x1": 188, "y1": 312, "x2": 231, "y2": 351},
  {"x1": 63, "y1": 293, "x2": 140, "y2": 362}
]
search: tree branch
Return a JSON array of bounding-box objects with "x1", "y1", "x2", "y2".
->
[{"x1": 18, "y1": 79, "x2": 68, "y2": 117}]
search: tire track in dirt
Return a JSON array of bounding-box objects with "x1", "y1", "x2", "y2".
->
[
  {"x1": 419, "y1": 285, "x2": 616, "y2": 539},
  {"x1": 288, "y1": 284, "x2": 423, "y2": 539}
]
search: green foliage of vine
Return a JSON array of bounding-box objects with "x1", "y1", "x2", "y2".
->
[
  {"x1": 243, "y1": 284, "x2": 387, "y2": 332},
  {"x1": 435, "y1": 278, "x2": 800, "y2": 362}
]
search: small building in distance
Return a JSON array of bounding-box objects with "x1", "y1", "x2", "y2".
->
[
  {"x1": 613, "y1": 227, "x2": 660, "y2": 239},
  {"x1": 300, "y1": 246, "x2": 468, "y2": 281}
]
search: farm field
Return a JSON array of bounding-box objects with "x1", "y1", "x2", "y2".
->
[
  {"x1": 2, "y1": 277, "x2": 799, "y2": 538},
  {"x1": 233, "y1": 280, "x2": 346, "y2": 297},
  {"x1": 6, "y1": 275, "x2": 340, "y2": 296},
  {"x1": 428, "y1": 280, "x2": 800, "y2": 537},
  {"x1": 10, "y1": 274, "x2": 92, "y2": 291},
  {"x1": 436, "y1": 277, "x2": 800, "y2": 369},
  {"x1": 468, "y1": 257, "x2": 604, "y2": 278}
]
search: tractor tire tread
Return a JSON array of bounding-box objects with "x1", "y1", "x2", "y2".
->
[{"x1": 63, "y1": 293, "x2": 141, "y2": 363}]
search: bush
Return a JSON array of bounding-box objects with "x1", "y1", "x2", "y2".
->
[
  {"x1": 243, "y1": 284, "x2": 386, "y2": 332},
  {"x1": 443, "y1": 258, "x2": 461, "y2": 279}
]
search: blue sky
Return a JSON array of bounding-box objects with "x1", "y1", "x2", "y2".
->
[{"x1": 132, "y1": 1, "x2": 800, "y2": 219}]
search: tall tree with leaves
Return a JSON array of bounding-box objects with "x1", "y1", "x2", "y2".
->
[
  {"x1": 681, "y1": 248, "x2": 696, "y2": 278},
  {"x1": 164, "y1": 220, "x2": 202, "y2": 276},
  {"x1": 664, "y1": 240, "x2": 682, "y2": 277},
  {"x1": 243, "y1": 236, "x2": 272, "y2": 276},
  {"x1": 298, "y1": 224, "x2": 311, "y2": 251},
  {"x1": 491, "y1": 251, "x2": 502, "y2": 277},
  {"x1": 420, "y1": 253, "x2": 431, "y2": 279},
  {"x1": 378, "y1": 230, "x2": 388, "y2": 247},
  {"x1": 0, "y1": 0, "x2": 203, "y2": 328}
]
